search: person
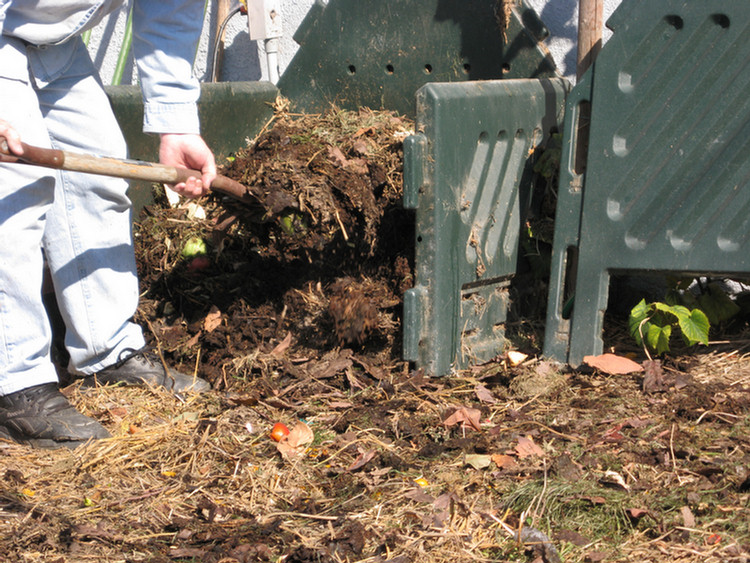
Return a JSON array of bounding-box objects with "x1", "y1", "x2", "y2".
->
[{"x1": 0, "y1": 1, "x2": 216, "y2": 449}]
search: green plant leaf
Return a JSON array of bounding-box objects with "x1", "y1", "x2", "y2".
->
[
  {"x1": 678, "y1": 308, "x2": 710, "y2": 346},
  {"x1": 698, "y1": 284, "x2": 740, "y2": 324},
  {"x1": 629, "y1": 297, "x2": 711, "y2": 354},
  {"x1": 665, "y1": 288, "x2": 682, "y2": 307},
  {"x1": 635, "y1": 321, "x2": 656, "y2": 347},
  {"x1": 678, "y1": 289, "x2": 699, "y2": 310},
  {"x1": 646, "y1": 323, "x2": 671, "y2": 354},
  {"x1": 665, "y1": 303, "x2": 691, "y2": 324},
  {"x1": 652, "y1": 301, "x2": 688, "y2": 320},
  {"x1": 629, "y1": 299, "x2": 652, "y2": 343}
]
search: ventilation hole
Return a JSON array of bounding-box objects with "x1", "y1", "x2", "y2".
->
[
  {"x1": 664, "y1": 15, "x2": 684, "y2": 30},
  {"x1": 463, "y1": 63, "x2": 471, "y2": 74},
  {"x1": 562, "y1": 247, "x2": 578, "y2": 319},
  {"x1": 618, "y1": 71, "x2": 634, "y2": 93},
  {"x1": 573, "y1": 100, "x2": 592, "y2": 175},
  {"x1": 347, "y1": 65, "x2": 356, "y2": 75},
  {"x1": 515, "y1": 128, "x2": 524, "y2": 139},
  {"x1": 478, "y1": 131, "x2": 489, "y2": 143},
  {"x1": 712, "y1": 14, "x2": 730, "y2": 28},
  {"x1": 462, "y1": 327, "x2": 478, "y2": 339},
  {"x1": 417, "y1": 235, "x2": 423, "y2": 243},
  {"x1": 613, "y1": 135, "x2": 628, "y2": 157},
  {"x1": 502, "y1": 62, "x2": 511, "y2": 73},
  {"x1": 385, "y1": 64, "x2": 394, "y2": 74},
  {"x1": 423, "y1": 64, "x2": 433, "y2": 74}
]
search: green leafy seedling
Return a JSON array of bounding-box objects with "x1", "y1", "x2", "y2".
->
[{"x1": 629, "y1": 298, "x2": 709, "y2": 356}]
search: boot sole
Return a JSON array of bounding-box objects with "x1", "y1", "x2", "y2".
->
[{"x1": 0, "y1": 424, "x2": 107, "y2": 450}]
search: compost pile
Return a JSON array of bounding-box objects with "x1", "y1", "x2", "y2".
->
[
  {"x1": 1, "y1": 106, "x2": 749, "y2": 563},
  {"x1": 133, "y1": 105, "x2": 414, "y2": 390}
]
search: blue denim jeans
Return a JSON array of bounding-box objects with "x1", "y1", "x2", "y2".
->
[{"x1": 0, "y1": 36, "x2": 145, "y2": 395}]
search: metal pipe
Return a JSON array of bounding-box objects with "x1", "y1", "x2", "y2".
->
[{"x1": 265, "y1": 37, "x2": 280, "y2": 84}]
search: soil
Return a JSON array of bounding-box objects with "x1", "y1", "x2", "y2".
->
[
  {"x1": 134, "y1": 107, "x2": 415, "y2": 390},
  {"x1": 0, "y1": 107, "x2": 749, "y2": 563}
]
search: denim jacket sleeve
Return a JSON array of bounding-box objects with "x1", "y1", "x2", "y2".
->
[
  {"x1": 0, "y1": 0, "x2": 204, "y2": 135},
  {"x1": 131, "y1": 0, "x2": 204, "y2": 135}
]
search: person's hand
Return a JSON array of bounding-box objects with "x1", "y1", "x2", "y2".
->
[
  {"x1": 159, "y1": 133, "x2": 217, "y2": 198},
  {"x1": 0, "y1": 119, "x2": 24, "y2": 163}
]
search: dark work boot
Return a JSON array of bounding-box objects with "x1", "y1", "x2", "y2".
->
[
  {"x1": 0, "y1": 383, "x2": 110, "y2": 449},
  {"x1": 81, "y1": 347, "x2": 211, "y2": 394}
]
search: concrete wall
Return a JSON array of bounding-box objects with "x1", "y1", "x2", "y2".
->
[{"x1": 89, "y1": 0, "x2": 623, "y2": 87}]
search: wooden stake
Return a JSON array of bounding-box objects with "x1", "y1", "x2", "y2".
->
[
  {"x1": 213, "y1": 0, "x2": 232, "y2": 82},
  {"x1": 577, "y1": 0, "x2": 603, "y2": 79}
]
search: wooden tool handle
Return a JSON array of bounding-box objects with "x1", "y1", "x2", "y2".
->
[{"x1": 0, "y1": 136, "x2": 251, "y2": 203}]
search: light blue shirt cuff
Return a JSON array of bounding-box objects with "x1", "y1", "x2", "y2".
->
[{"x1": 142, "y1": 101, "x2": 200, "y2": 134}]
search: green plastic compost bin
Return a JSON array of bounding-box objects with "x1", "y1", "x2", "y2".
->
[
  {"x1": 277, "y1": 0, "x2": 558, "y2": 117},
  {"x1": 404, "y1": 78, "x2": 568, "y2": 376},
  {"x1": 544, "y1": 0, "x2": 750, "y2": 366}
]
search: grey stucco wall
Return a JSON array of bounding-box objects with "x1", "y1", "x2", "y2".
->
[
  {"x1": 529, "y1": 0, "x2": 620, "y2": 78},
  {"x1": 89, "y1": 0, "x2": 622, "y2": 87},
  {"x1": 87, "y1": 1, "x2": 315, "y2": 85}
]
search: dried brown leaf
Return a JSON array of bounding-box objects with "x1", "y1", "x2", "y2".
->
[
  {"x1": 491, "y1": 454, "x2": 518, "y2": 469},
  {"x1": 626, "y1": 507, "x2": 650, "y2": 519},
  {"x1": 185, "y1": 331, "x2": 201, "y2": 348},
  {"x1": 347, "y1": 450, "x2": 376, "y2": 472},
  {"x1": 576, "y1": 495, "x2": 606, "y2": 505},
  {"x1": 203, "y1": 306, "x2": 222, "y2": 333},
  {"x1": 680, "y1": 505, "x2": 696, "y2": 528},
  {"x1": 442, "y1": 407, "x2": 483, "y2": 432},
  {"x1": 168, "y1": 547, "x2": 207, "y2": 559},
  {"x1": 353, "y1": 126, "x2": 376, "y2": 138},
  {"x1": 270, "y1": 332, "x2": 293, "y2": 357},
  {"x1": 71, "y1": 522, "x2": 116, "y2": 540},
  {"x1": 556, "y1": 529, "x2": 591, "y2": 547},
  {"x1": 515, "y1": 436, "x2": 544, "y2": 458},
  {"x1": 328, "y1": 400, "x2": 354, "y2": 409},
  {"x1": 276, "y1": 421, "x2": 314, "y2": 458},
  {"x1": 583, "y1": 353, "x2": 643, "y2": 375},
  {"x1": 311, "y1": 350, "x2": 353, "y2": 378},
  {"x1": 405, "y1": 487, "x2": 434, "y2": 503},
  {"x1": 474, "y1": 384, "x2": 497, "y2": 404},
  {"x1": 351, "y1": 139, "x2": 369, "y2": 155},
  {"x1": 642, "y1": 359, "x2": 667, "y2": 393},
  {"x1": 344, "y1": 158, "x2": 369, "y2": 175},
  {"x1": 328, "y1": 145, "x2": 348, "y2": 167},
  {"x1": 433, "y1": 492, "x2": 462, "y2": 511},
  {"x1": 464, "y1": 454, "x2": 492, "y2": 470}
]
